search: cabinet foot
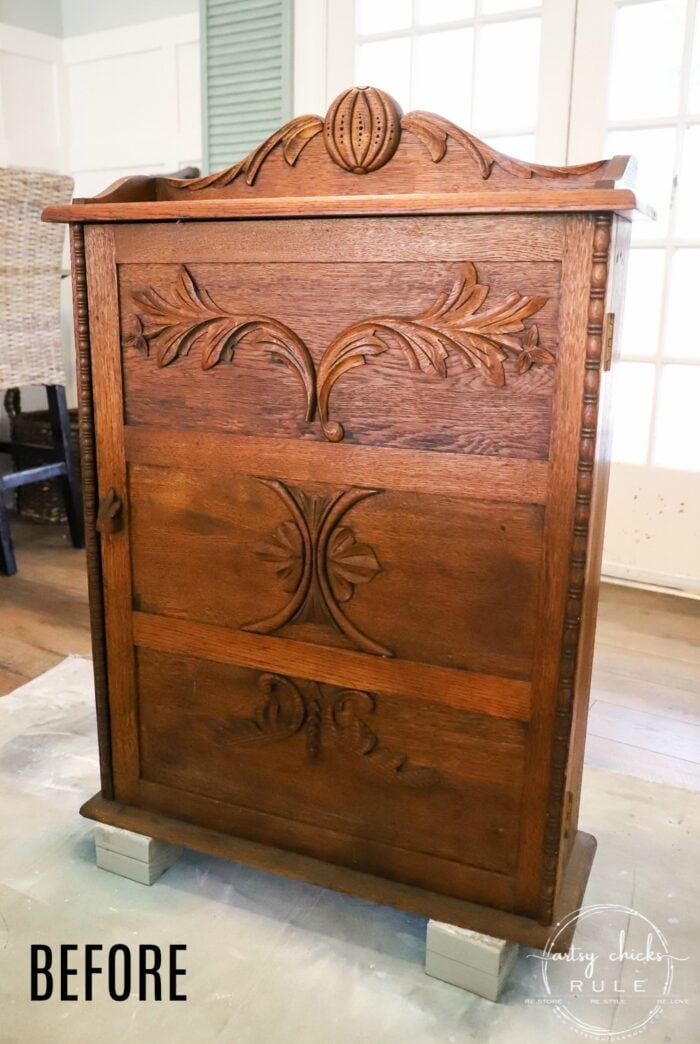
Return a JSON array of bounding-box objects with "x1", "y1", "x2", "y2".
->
[
  {"x1": 425, "y1": 920, "x2": 519, "y2": 1001},
  {"x1": 94, "y1": 823, "x2": 182, "y2": 886}
]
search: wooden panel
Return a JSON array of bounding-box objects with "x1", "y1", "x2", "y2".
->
[
  {"x1": 132, "y1": 612, "x2": 531, "y2": 722},
  {"x1": 124, "y1": 427, "x2": 549, "y2": 504},
  {"x1": 113, "y1": 215, "x2": 565, "y2": 263},
  {"x1": 127, "y1": 465, "x2": 544, "y2": 678},
  {"x1": 43, "y1": 191, "x2": 642, "y2": 225},
  {"x1": 84, "y1": 226, "x2": 139, "y2": 803},
  {"x1": 119, "y1": 256, "x2": 561, "y2": 457},
  {"x1": 515, "y1": 214, "x2": 597, "y2": 918},
  {"x1": 135, "y1": 648, "x2": 527, "y2": 892}
]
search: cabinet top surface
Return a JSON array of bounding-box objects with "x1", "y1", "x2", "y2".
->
[{"x1": 43, "y1": 86, "x2": 649, "y2": 225}]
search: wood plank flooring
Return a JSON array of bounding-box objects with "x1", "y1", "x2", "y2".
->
[{"x1": 1, "y1": 518, "x2": 698, "y2": 788}]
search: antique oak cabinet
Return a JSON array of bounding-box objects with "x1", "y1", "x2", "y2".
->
[{"x1": 44, "y1": 88, "x2": 642, "y2": 950}]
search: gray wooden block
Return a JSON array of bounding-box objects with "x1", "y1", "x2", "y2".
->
[
  {"x1": 425, "y1": 946, "x2": 518, "y2": 1002},
  {"x1": 94, "y1": 825, "x2": 182, "y2": 885},
  {"x1": 427, "y1": 920, "x2": 518, "y2": 977}
]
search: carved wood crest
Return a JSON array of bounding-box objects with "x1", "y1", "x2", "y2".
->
[
  {"x1": 124, "y1": 263, "x2": 552, "y2": 441},
  {"x1": 206, "y1": 671, "x2": 442, "y2": 787},
  {"x1": 164, "y1": 86, "x2": 606, "y2": 190}
]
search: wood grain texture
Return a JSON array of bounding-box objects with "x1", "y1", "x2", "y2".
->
[
  {"x1": 132, "y1": 611, "x2": 531, "y2": 722},
  {"x1": 125, "y1": 260, "x2": 552, "y2": 444},
  {"x1": 127, "y1": 467, "x2": 544, "y2": 678},
  {"x1": 123, "y1": 427, "x2": 549, "y2": 503},
  {"x1": 84, "y1": 226, "x2": 139, "y2": 803},
  {"x1": 515, "y1": 215, "x2": 597, "y2": 919},
  {"x1": 119, "y1": 256, "x2": 560, "y2": 457},
  {"x1": 43, "y1": 189, "x2": 642, "y2": 224},
  {"x1": 134, "y1": 648, "x2": 527, "y2": 887},
  {"x1": 113, "y1": 215, "x2": 566, "y2": 265}
]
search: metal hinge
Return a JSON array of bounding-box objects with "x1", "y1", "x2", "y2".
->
[{"x1": 603, "y1": 313, "x2": 615, "y2": 371}]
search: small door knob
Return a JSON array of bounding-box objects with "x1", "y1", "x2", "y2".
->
[{"x1": 96, "y1": 487, "x2": 123, "y2": 535}]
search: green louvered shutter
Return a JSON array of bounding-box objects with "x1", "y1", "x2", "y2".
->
[{"x1": 201, "y1": 0, "x2": 293, "y2": 173}]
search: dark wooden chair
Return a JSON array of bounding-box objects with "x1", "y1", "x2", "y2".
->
[
  {"x1": 0, "y1": 385, "x2": 84, "y2": 575},
  {"x1": 0, "y1": 168, "x2": 84, "y2": 575}
]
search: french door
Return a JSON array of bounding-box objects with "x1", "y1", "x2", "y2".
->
[
  {"x1": 570, "y1": 0, "x2": 700, "y2": 595},
  {"x1": 306, "y1": 0, "x2": 700, "y2": 594}
]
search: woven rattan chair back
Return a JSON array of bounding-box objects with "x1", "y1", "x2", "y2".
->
[{"x1": 0, "y1": 168, "x2": 74, "y2": 389}]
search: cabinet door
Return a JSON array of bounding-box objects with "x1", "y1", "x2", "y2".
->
[{"x1": 85, "y1": 212, "x2": 596, "y2": 919}]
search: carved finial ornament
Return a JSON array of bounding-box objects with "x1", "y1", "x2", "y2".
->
[{"x1": 323, "y1": 86, "x2": 402, "y2": 174}]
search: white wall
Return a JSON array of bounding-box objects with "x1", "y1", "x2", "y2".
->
[{"x1": 0, "y1": 10, "x2": 201, "y2": 420}]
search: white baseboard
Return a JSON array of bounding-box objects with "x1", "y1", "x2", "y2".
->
[{"x1": 602, "y1": 562, "x2": 700, "y2": 599}]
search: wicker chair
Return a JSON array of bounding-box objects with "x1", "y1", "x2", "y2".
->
[{"x1": 0, "y1": 168, "x2": 84, "y2": 575}]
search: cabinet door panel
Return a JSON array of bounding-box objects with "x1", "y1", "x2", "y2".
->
[
  {"x1": 119, "y1": 253, "x2": 561, "y2": 458},
  {"x1": 135, "y1": 647, "x2": 527, "y2": 898},
  {"x1": 128, "y1": 463, "x2": 544, "y2": 678}
]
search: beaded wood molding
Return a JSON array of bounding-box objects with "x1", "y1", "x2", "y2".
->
[{"x1": 167, "y1": 86, "x2": 606, "y2": 193}]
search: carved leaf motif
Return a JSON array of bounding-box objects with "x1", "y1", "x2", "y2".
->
[
  {"x1": 246, "y1": 480, "x2": 392, "y2": 657},
  {"x1": 327, "y1": 526, "x2": 382, "y2": 603},
  {"x1": 402, "y1": 110, "x2": 606, "y2": 181},
  {"x1": 125, "y1": 265, "x2": 316, "y2": 422},
  {"x1": 167, "y1": 115, "x2": 324, "y2": 191},
  {"x1": 255, "y1": 519, "x2": 304, "y2": 593},
  {"x1": 316, "y1": 262, "x2": 551, "y2": 440}
]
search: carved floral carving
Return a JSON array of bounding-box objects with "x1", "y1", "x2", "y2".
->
[
  {"x1": 245, "y1": 479, "x2": 390, "y2": 657},
  {"x1": 401, "y1": 111, "x2": 606, "y2": 181},
  {"x1": 125, "y1": 263, "x2": 552, "y2": 442},
  {"x1": 207, "y1": 672, "x2": 441, "y2": 787},
  {"x1": 123, "y1": 265, "x2": 316, "y2": 422},
  {"x1": 167, "y1": 114, "x2": 324, "y2": 191},
  {"x1": 316, "y1": 262, "x2": 551, "y2": 441}
]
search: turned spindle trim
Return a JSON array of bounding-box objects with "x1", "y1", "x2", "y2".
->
[{"x1": 70, "y1": 223, "x2": 114, "y2": 798}]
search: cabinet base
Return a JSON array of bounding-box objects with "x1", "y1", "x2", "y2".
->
[{"x1": 80, "y1": 793, "x2": 596, "y2": 952}]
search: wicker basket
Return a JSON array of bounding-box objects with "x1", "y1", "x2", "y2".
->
[{"x1": 5, "y1": 388, "x2": 81, "y2": 524}]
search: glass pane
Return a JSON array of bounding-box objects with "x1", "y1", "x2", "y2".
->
[
  {"x1": 675, "y1": 125, "x2": 700, "y2": 238},
  {"x1": 608, "y1": 1, "x2": 685, "y2": 120},
  {"x1": 621, "y1": 250, "x2": 665, "y2": 358},
  {"x1": 356, "y1": 0, "x2": 411, "y2": 35},
  {"x1": 611, "y1": 363, "x2": 656, "y2": 465},
  {"x1": 653, "y1": 365, "x2": 700, "y2": 470},
  {"x1": 356, "y1": 38, "x2": 411, "y2": 110},
  {"x1": 414, "y1": 29, "x2": 473, "y2": 126},
  {"x1": 481, "y1": 0, "x2": 540, "y2": 12},
  {"x1": 664, "y1": 250, "x2": 700, "y2": 359},
  {"x1": 606, "y1": 127, "x2": 676, "y2": 241},
  {"x1": 687, "y1": 0, "x2": 700, "y2": 112},
  {"x1": 484, "y1": 134, "x2": 535, "y2": 161},
  {"x1": 418, "y1": 0, "x2": 475, "y2": 24},
  {"x1": 473, "y1": 18, "x2": 540, "y2": 132}
]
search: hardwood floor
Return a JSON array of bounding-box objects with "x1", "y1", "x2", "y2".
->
[
  {"x1": 0, "y1": 517, "x2": 91, "y2": 693},
  {"x1": 1, "y1": 517, "x2": 698, "y2": 788}
]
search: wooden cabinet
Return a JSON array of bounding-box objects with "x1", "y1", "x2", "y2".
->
[{"x1": 45, "y1": 88, "x2": 642, "y2": 950}]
